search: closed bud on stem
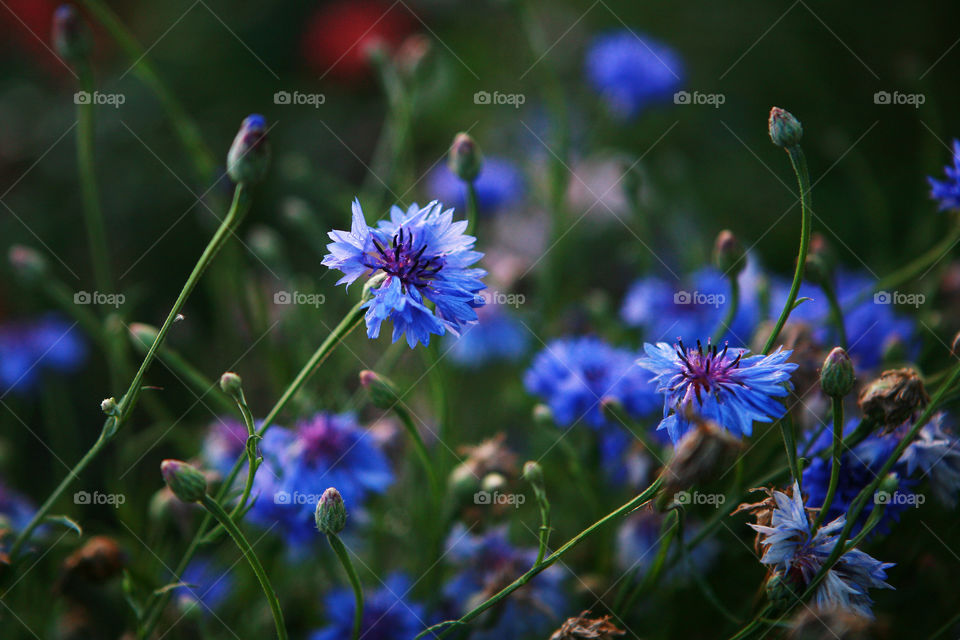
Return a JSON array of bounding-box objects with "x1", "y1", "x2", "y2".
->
[
  {"x1": 768, "y1": 107, "x2": 803, "y2": 149},
  {"x1": 100, "y1": 397, "x2": 119, "y2": 416},
  {"x1": 765, "y1": 571, "x2": 801, "y2": 612},
  {"x1": 804, "y1": 233, "x2": 834, "y2": 288},
  {"x1": 533, "y1": 404, "x2": 555, "y2": 427},
  {"x1": 396, "y1": 34, "x2": 430, "y2": 77},
  {"x1": 599, "y1": 396, "x2": 623, "y2": 423},
  {"x1": 219, "y1": 371, "x2": 243, "y2": 396},
  {"x1": 858, "y1": 368, "x2": 929, "y2": 433},
  {"x1": 448, "y1": 132, "x2": 482, "y2": 182},
  {"x1": 820, "y1": 347, "x2": 855, "y2": 397},
  {"x1": 8, "y1": 245, "x2": 47, "y2": 280},
  {"x1": 878, "y1": 472, "x2": 899, "y2": 497},
  {"x1": 227, "y1": 114, "x2": 270, "y2": 185},
  {"x1": 52, "y1": 5, "x2": 91, "y2": 63},
  {"x1": 713, "y1": 230, "x2": 746, "y2": 275},
  {"x1": 315, "y1": 487, "x2": 347, "y2": 535},
  {"x1": 660, "y1": 418, "x2": 743, "y2": 501},
  {"x1": 359, "y1": 370, "x2": 400, "y2": 410},
  {"x1": 522, "y1": 461, "x2": 544, "y2": 489},
  {"x1": 160, "y1": 459, "x2": 207, "y2": 503}
]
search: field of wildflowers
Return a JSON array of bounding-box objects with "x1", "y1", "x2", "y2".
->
[{"x1": 2, "y1": 1, "x2": 960, "y2": 639}]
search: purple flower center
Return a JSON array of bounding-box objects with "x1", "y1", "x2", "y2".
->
[
  {"x1": 366, "y1": 227, "x2": 443, "y2": 288},
  {"x1": 298, "y1": 420, "x2": 352, "y2": 463},
  {"x1": 673, "y1": 340, "x2": 742, "y2": 404}
]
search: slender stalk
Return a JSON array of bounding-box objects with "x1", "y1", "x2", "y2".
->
[
  {"x1": 620, "y1": 508, "x2": 678, "y2": 614},
  {"x1": 761, "y1": 146, "x2": 812, "y2": 355},
  {"x1": 779, "y1": 415, "x2": 801, "y2": 488},
  {"x1": 415, "y1": 478, "x2": 663, "y2": 639},
  {"x1": 200, "y1": 495, "x2": 287, "y2": 640},
  {"x1": 873, "y1": 213, "x2": 960, "y2": 295},
  {"x1": 527, "y1": 477, "x2": 551, "y2": 566},
  {"x1": 391, "y1": 406, "x2": 441, "y2": 504},
  {"x1": 677, "y1": 510, "x2": 740, "y2": 624},
  {"x1": 821, "y1": 280, "x2": 848, "y2": 350},
  {"x1": 227, "y1": 386, "x2": 261, "y2": 518},
  {"x1": 327, "y1": 533, "x2": 364, "y2": 640},
  {"x1": 812, "y1": 398, "x2": 844, "y2": 529},
  {"x1": 465, "y1": 181, "x2": 479, "y2": 235},
  {"x1": 9, "y1": 185, "x2": 251, "y2": 561},
  {"x1": 712, "y1": 276, "x2": 740, "y2": 345}
]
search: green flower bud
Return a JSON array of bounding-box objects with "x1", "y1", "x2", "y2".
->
[
  {"x1": 713, "y1": 230, "x2": 746, "y2": 275},
  {"x1": 448, "y1": 132, "x2": 482, "y2": 182},
  {"x1": 227, "y1": 115, "x2": 270, "y2": 185},
  {"x1": 359, "y1": 370, "x2": 400, "y2": 410},
  {"x1": 219, "y1": 371, "x2": 243, "y2": 396},
  {"x1": 522, "y1": 461, "x2": 544, "y2": 489},
  {"x1": 315, "y1": 487, "x2": 347, "y2": 535},
  {"x1": 766, "y1": 572, "x2": 801, "y2": 612},
  {"x1": 160, "y1": 459, "x2": 207, "y2": 503},
  {"x1": 532, "y1": 404, "x2": 554, "y2": 428},
  {"x1": 52, "y1": 5, "x2": 91, "y2": 63},
  {"x1": 100, "y1": 397, "x2": 119, "y2": 416},
  {"x1": 768, "y1": 107, "x2": 803, "y2": 148},
  {"x1": 820, "y1": 347, "x2": 855, "y2": 397}
]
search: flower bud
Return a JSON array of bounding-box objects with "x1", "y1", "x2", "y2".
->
[
  {"x1": 599, "y1": 396, "x2": 623, "y2": 423},
  {"x1": 160, "y1": 459, "x2": 207, "y2": 503},
  {"x1": 877, "y1": 472, "x2": 899, "y2": 498},
  {"x1": 395, "y1": 34, "x2": 430, "y2": 77},
  {"x1": 803, "y1": 233, "x2": 833, "y2": 288},
  {"x1": 819, "y1": 347, "x2": 855, "y2": 397},
  {"x1": 448, "y1": 132, "x2": 482, "y2": 182},
  {"x1": 219, "y1": 371, "x2": 242, "y2": 396},
  {"x1": 765, "y1": 571, "x2": 801, "y2": 612},
  {"x1": 858, "y1": 368, "x2": 929, "y2": 433},
  {"x1": 8, "y1": 245, "x2": 47, "y2": 280},
  {"x1": 660, "y1": 418, "x2": 743, "y2": 500},
  {"x1": 227, "y1": 114, "x2": 270, "y2": 185},
  {"x1": 713, "y1": 230, "x2": 746, "y2": 275},
  {"x1": 533, "y1": 404, "x2": 554, "y2": 427},
  {"x1": 100, "y1": 397, "x2": 119, "y2": 416},
  {"x1": 128, "y1": 323, "x2": 159, "y2": 350},
  {"x1": 52, "y1": 5, "x2": 91, "y2": 63},
  {"x1": 522, "y1": 461, "x2": 544, "y2": 489},
  {"x1": 315, "y1": 487, "x2": 347, "y2": 534},
  {"x1": 768, "y1": 107, "x2": 803, "y2": 148},
  {"x1": 359, "y1": 369, "x2": 400, "y2": 410}
]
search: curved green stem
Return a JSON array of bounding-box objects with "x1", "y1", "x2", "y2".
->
[
  {"x1": 201, "y1": 496, "x2": 287, "y2": 640},
  {"x1": 327, "y1": 533, "x2": 364, "y2": 640},
  {"x1": 762, "y1": 146, "x2": 812, "y2": 355},
  {"x1": 228, "y1": 386, "x2": 261, "y2": 518},
  {"x1": 528, "y1": 481, "x2": 551, "y2": 567},
  {"x1": 712, "y1": 276, "x2": 740, "y2": 345},
  {"x1": 813, "y1": 397, "x2": 844, "y2": 529}
]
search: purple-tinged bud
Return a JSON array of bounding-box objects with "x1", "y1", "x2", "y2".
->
[
  {"x1": 768, "y1": 107, "x2": 803, "y2": 149},
  {"x1": 8, "y1": 245, "x2": 47, "y2": 280},
  {"x1": 219, "y1": 371, "x2": 243, "y2": 396},
  {"x1": 226, "y1": 114, "x2": 270, "y2": 185},
  {"x1": 128, "y1": 323, "x2": 158, "y2": 350},
  {"x1": 52, "y1": 5, "x2": 91, "y2": 63},
  {"x1": 713, "y1": 230, "x2": 746, "y2": 275},
  {"x1": 160, "y1": 459, "x2": 207, "y2": 503},
  {"x1": 803, "y1": 233, "x2": 833, "y2": 288},
  {"x1": 359, "y1": 369, "x2": 400, "y2": 410},
  {"x1": 448, "y1": 132, "x2": 482, "y2": 182},
  {"x1": 315, "y1": 487, "x2": 347, "y2": 534},
  {"x1": 858, "y1": 368, "x2": 929, "y2": 433},
  {"x1": 819, "y1": 347, "x2": 855, "y2": 397},
  {"x1": 395, "y1": 34, "x2": 431, "y2": 77},
  {"x1": 522, "y1": 460, "x2": 544, "y2": 489}
]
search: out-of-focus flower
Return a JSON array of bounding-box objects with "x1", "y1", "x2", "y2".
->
[
  {"x1": 323, "y1": 200, "x2": 486, "y2": 348},
  {"x1": 749, "y1": 482, "x2": 893, "y2": 619},
  {"x1": 309, "y1": 572, "x2": 427, "y2": 640},
  {"x1": 584, "y1": 29, "x2": 683, "y2": 119},
  {"x1": 901, "y1": 413, "x2": 960, "y2": 507},
  {"x1": 616, "y1": 507, "x2": 716, "y2": 585},
  {"x1": 443, "y1": 524, "x2": 565, "y2": 639},
  {"x1": 525, "y1": 336, "x2": 660, "y2": 429},
  {"x1": 428, "y1": 157, "x2": 525, "y2": 215},
  {"x1": 786, "y1": 607, "x2": 872, "y2": 640},
  {"x1": 928, "y1": 139, "x2": 960, "y2": 211},
  {"x1": 638, "y1": 340, "x2": 796, "y2": 442},
  {"x1": 248, "y1": 413, "x2": 392, "y2": 545},
  {"x1": 56, "y1": 536, "x2": 126, "y2": 596},
  {"x1": 550, "y1": 611, "x2": 625, "y2": 639},
  {"x1": 660, "y1": 418, "x2": 743, "y2": 498},
  {"x1": 858, "y1": 368, "x2": 929, "y2": 433},
  {"x1": 175, "y1": 557, "x2": 234, "y2": 615},
  {"x1": 300, "y1": 0, "x2": 414, "y2": 82},
  {"x1": 0, "y1": 478, "x2": 36, "y2": 535},
  {"x1": 0, "y1": 314, "x2": 87, "y2": 394},
  {"x1": 445, "y1": 302, "x2": 528, "y2": 367},
  {"x1": 201, "y1": 418, "x2": 251, "y2": 478}
]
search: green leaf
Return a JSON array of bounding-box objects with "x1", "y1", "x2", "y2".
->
[{"x1": 44, "y1": 514, "x2": 82, "y2": 537}]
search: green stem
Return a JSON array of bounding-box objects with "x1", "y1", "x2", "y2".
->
[
  {"x1": 327, "y1": 533, "x2": 364, "y2": 640},
  {"x1": 677, "y1": 510, "x2": 740, "y2": 624},
  {"x1": 200, "y1": 495, "x2": 287, "y2": 640},
  {"x1": 813, "y1": 397, "x2": 844, "y2": 529},
  {"x1": 465, "y1": 181, "x2": 479, "y2": 235},
  {"x1": 712, "y1": 276, "x2": 740, "y2": 345},
  {"x1": 529, "y1": 482, "x2": 551, "y2": 567},
  {"x1": 821, "y1": 279, "x2": 848, "y2": 349},
  {"x1": 8, "y1": 185, "x2": 250, "y2": 562},
  {"x1": 779, "y1": 415, "x2": 801, "y2": 488},
  {"x1": 762, "y1": 146, "x2": 812, "y2": 355},
  {"x1": 874, "y1": 212, "x2": 960, "y2": 294},
  {"x1": 415, "y1": 478, "x2": 663, "y2": 640},
  {"x1": 228, "y1": 387, "x2": 261, "y2": 518},
  {"x1": 620, "y1": 508, "x2": 678, "y2": 614},
  {"x1": 392, "y1": 405, "x2": 441, "y2": 504}
]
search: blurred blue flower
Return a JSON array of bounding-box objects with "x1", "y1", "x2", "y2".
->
[
  {"x1": 621, "y1": 267, "x2": 761, "y2": 347},
  {"x1": 599, "y1": 427, "x2": 657, "y2": 489},
  {"x1": 901, "y1": 413, "x2": 960, "y2": 507},
  {"x1": 928, "y1": 139, "x2": 960, "y2": 211},
  {"x1": 585, "y1": 29, "x2": 683, "y2": 119},
  {"x1": 323, "y1": 200, "x2": 486, "y2": 348},
  {"x1": 616, "y1": 508, "x2": 716, "y2": 585},
  {"x1": 427, "y1": 157, "x2": 525, "y2": 215},
  {"x1": 175, "y1": 557, "x2": 233, "y2": 614},
  {"x1": 750, "y1": 482, "x2": 893, "y2": 619},
  {"x1": 0, "y1": 314, "x2": 87, "y2": 393},
  {"x1": 524, "y1": 336, "x2": 660, "y2": 429},
  {"x1": 310, "y1": 572, "x2": 428, "y2": 640},
  {"x1": 0, "y1": 478, "x2": 36, "y2": 534},
  {"x1": 445, "y1": 304, "x2": 528, "y2": 367},
  {"x1": 638, "y1": 341, "x2": 797, "y2": 442},
  {"x1": 201, "y1": 418, "x2": 251, "y2": 478},
  {"x1": 443, "y1": 524, "x2": 565, "y2": 639},
  {"x1": 248, "y1": 412, "x2": 393, "y2": 544}
]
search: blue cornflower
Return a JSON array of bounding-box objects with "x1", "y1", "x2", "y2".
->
[
  {"x1": 323, "y1": 200, "x2": 486, "y2": 348},
  {"x1": 443, "y1": 524, "x2": 565, "y2": 639},
  {"x1": 175, "y1": 557, "x2": 234, "y2": 615},
  {"x1": 584, "y1": 29, "x2": 683, "y2": 119},
  {"x1": 524, "y1": 336, "x2": 660, "y2": 429},
  {"x1": 0, "y1": 478, "x2": 36, "y2": 534},
  {"x1": 445, "y1": 303, "x2": 528, "y2": 367},
  {"x1": 928, "y1": 139, "x2": 960, "y2": 211},
  {"x1": 427, "y1": 157, "x2": 525, "y2": 215},
  {"x1": 621, "y1": 267, "x2": 761, "y2": 347},
  {"x1": 310, "y1": 572, "x2": 428, "y2": 640},
  {"x1": 0, "y1": 314, "x2": 87, "y2": 393},
  {"x1": 248, "y1": 412, "x2": 393, "y2": 544},
  {"x1": 638, "y1": 341, "x2": 797, "y2": 442},
  {"x1": 750, "y1": 482, "x2": 893, "y2": 619},
  {"x1": 598, "y1": 427, "x2": 657, "y2": 488},
  {"x1": 901, "y1": 413, "x2": 960, "y2": 507}
]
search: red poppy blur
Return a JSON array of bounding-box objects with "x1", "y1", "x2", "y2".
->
[{"x1": 0, "y1": 0, "x2": 59, "y2": 67}]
